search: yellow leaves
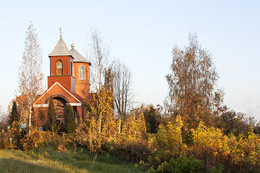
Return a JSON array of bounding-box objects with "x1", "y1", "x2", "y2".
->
[
  {"x1": 175, "y1": 115, "x2": 183, "y2": 127},
  {"x1": 122, "y1": 113, "x2": 147, "y2": 142},
  {"x1": 191, "y1": 121, "x2": 260, "y2": 168},
  {"x1": 193, "y1": 121, "x2": 233, "y2": 163},
  {"x1": 155, "y1": 116, "x2": 186, "y2": 157},
  {"x1": 246, "y1": 151, "x2": 260, "y2": 166},
  {"x1": 156, "y1": 124, "x2": 167, "y2": 149},
  {"x1": 147, "y1": 133, "x2": 157, "y2": 151},
  {"x1": 194, "y1": 122, "x2": 223, "y2": 149}
]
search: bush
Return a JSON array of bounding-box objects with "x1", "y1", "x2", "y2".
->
[
  {"x1": 0, "y1": 121, "x2": 22, "y2": 150},
  {"x1": 64, "y1": 104, "x2": 76, "y2": 133},
  {"x1": 20, "y1": 128, "x2": 73, "y2": 151},
  {"x1": 9, "y1": 102, "x2": 20, "y2": 126},
  {"x1": 147, "y1": 149, "x2": 172, "y2": 169},
  {"x1": 144, "y1": 105, "x2": 161, "y2": 134},
  {"x1": 107, "y1": 141, "x2": 150, "y2": 162},
  {"x1": 209, "y1": 164, "x2": 224, "y2": 173},
  {"x1": 163, "y1": 155, "x2": 204, "y2": 173}
]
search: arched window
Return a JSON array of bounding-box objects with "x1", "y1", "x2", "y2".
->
[
  {"x1": 56, "y1": 60, "x2": 63, "y2": 75},
  {"x1": 79, "y1": 65, "x2": 84, "y2": 80}
]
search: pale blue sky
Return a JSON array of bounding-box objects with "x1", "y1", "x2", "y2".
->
[{"x1": 1, "y1": 0, "x2": 260, "y2": 121}]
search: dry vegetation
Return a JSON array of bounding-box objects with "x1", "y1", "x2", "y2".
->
[{"x1": 0, "y1": 25, "x2": 260, "y2": 173}]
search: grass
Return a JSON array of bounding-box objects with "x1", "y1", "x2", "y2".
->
[{"x1": 0, "y1": 148, "x2": 145, "y2": 173}]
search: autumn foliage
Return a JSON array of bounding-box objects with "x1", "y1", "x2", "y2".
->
[{"x1": 1, "y1": 29, "x2": 260, "y2": 173}]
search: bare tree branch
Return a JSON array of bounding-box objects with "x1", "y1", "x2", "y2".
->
[
  {"x1": 86, "y1": 29, "x2": 109, "y2": 92},
  {"x1": 113, "y1": 61, "x2": 134, "y2": 119}
]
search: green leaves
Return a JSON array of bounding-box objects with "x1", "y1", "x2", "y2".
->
[
  {"x1": 64, "y1": 104, "x2": 76, "y2": 133},
  {"x1": 46, "y1": 99, "x2": 57, "y2": 132}
]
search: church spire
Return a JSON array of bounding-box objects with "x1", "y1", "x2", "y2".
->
[
  {"x1": 71, "y1": 39, "x2": 75, "y2": 49},
  {"x1": 48, "y1": 30, "x2": 72, "y2": 57}
]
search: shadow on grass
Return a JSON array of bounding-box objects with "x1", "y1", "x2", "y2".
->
[
  {"x1": 0, "y1": 158, "x2": 60, "y2": 173},
  {"x1": 0, "y1": 149, "x2": 144, "y2": 173},
  {"x1": 36, "y1": 147, "x2": 144, "y2": 173}
]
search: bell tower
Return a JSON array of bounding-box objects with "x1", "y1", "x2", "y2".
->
[
  {"x1": 70, "y1": 43, "x2": 91, "y2": 99},
  {"x1": 48, "y1": 32, "x2": 75, "y2": 93},
  {"x1": 33, "y1": 31, "x2": 91, "y2": 125}
]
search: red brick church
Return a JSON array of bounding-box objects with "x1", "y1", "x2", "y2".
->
[{"x1": 33, "y1": 33, "x2": 91, "y2": 126}]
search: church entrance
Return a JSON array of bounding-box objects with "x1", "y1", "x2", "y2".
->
[
  {"x1": 51, "y1": 96, "x2": 78, "y2": 132},
  {"x1": 53, "y1": 97, "x2": 66, "y2": 132},
  {"x1": 53, "y1": 97, "x2": 66, "y2": 122}
]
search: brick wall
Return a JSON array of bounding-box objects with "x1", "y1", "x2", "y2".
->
[
  {"x1": 50, "y1": 56, "x2": 73, "y2": 76},
  {"x1": 48, "y1": 75, "x2": 75, "y2": 93},
  {"x1": 73, "y1": 62, "x2": 90, "y2": 99}
]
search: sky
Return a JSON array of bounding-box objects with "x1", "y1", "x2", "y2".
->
[{"x1": 0, "y1": 0, "x2": 260, "y2": 121}]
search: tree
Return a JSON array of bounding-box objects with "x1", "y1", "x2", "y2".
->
[
  {"x1": 166, "y1": 116, "x2": 184, "y2": 156},
  {"x1": 156, "y1": 123, "x2": 168, "y2": 150},
  {"x1": 254, "y1": 121, "x2": 260, "y2": 134},
  {"x1": 45, "y1": 99, "x2": 57, "y2": 132},
  {"x1": 18, "y1": 22, "x2": 43, "y2": 127},
  {"x1": 166, "y1": 33, "x2": 223, "y2": 128},
  {"x1": 9, "y1": 102, "x2": 20, "y2": 126},
  {"x1": 87, "y1": 29, "x2": 109, "y2": 92},
  {"x1": 76, "y1": 69, "x2": 115, "y2": 154},
  {"x1": 113, "y1": 61, "x2": 134, "y2": 119},
  {"x1": 0, "y1": 106, "x2": 8, "y2": 131},
  {"x1": 217, "y1": 111, "x2": 255, "y2": 136},
  {"x1": 143, "y1": 105, "x2": 161, "y2": 134},
  {"x1": 89, "y1": 67, "x2": 114, "y2": 134},
  {"x1": 85, "y1": 29, "x2": 114, "y2": 134},
  {"x1": 64, "y1": 104, "x2": 76, "y2": 133},
  {"x1": 192, "y1": 122, "x2": 230, "y2": 171},
  {"x1": 101, "y1": 68, "x2": 117, "y2": 140}
]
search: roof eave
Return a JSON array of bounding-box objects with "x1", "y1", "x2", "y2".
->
[
  {"x1": 73, "y1": 61, "x2": 91, "y2": 65},
  {"x1": 48, "y1": 54, "x2": 73, "y2": 57}
]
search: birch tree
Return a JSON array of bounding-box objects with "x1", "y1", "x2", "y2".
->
[
  {"x1": 166, "y1": 33, "x2": 223, "y2": 128},
  {"x1": 86, "y1": 29, "x2": 113, "y2": 135},
  {"x1": 87, "y1": 29, "x2": 109, "y2": 92},
  {"x1": 18, "y1": 22, "x2": 43, "y2": 127}
]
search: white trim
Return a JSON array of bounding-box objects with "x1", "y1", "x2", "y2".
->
[
  {"x1": 33, "y1": 104, "x2": 48, "y2": 108},
  {"x1": 66, "y1": 103, "x2": 82, "y2": 106},
  {"x1": 34, "y1": 82, "x2": 81, "y2": 104},
  {"x1": 33, "y1": 103, "x2": 82, "y2": 108},
  {"x1": 56, "y1": 82, "x2": 81, "y2": 102}
]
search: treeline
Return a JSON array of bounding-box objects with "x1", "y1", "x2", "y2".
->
[
  {"x1": 0, "y1": 24, "x2": 260, "y2": 173},
  {"x1": 1, "y1": 103, "x2": 259, "y2": 172}
]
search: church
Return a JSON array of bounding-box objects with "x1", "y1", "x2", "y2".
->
[{"x1": 33, "y1": 33, "x2": 91, "y2": 126}]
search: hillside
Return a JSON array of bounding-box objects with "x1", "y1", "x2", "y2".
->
[{"x1": 0, "y1": 149, "x2": 144, "y2": 173}]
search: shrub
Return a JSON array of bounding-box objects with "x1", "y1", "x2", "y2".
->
[
  {"x1": 45, "y1": 99, "x2": 57, "y2": 132},
  {"x1": 9, "y1": 102, "x2": 20, "y2": 126},
  {"x1": 144, "y1": 105, "x2": 161, "y2": 134},
  {"x1": 148, "y1": 149, "x2": 172, "y2": 169},
  {"x1": 163, "y1": 155, "x2": 204, "y2": 173},
  {"x1": 64, "y1": 104, "x2": 76, "y2": 133},
  {"x1": 108, "y1": 140, "x2": 150, "y2": 162},
  {"x1": 209, "y1": 164, "x2": 224, "y2": 173},
  {"x1": 21, "y1": 128, "x2": 67, "y2": 151},
  {"x1": 1, "y1": 121, "x2": 22, "y2": 150}
]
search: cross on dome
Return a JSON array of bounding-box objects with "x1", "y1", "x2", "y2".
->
[{"x1": 59, "y1": 28, "x2": 62, "y2": 38}]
